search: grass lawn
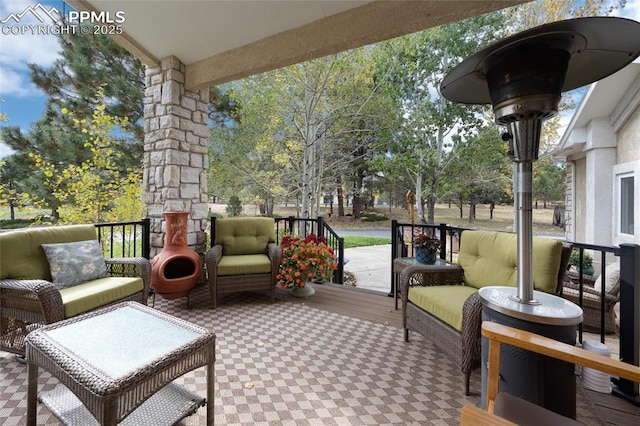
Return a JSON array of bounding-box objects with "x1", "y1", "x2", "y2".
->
[{"x1": 342, "y1": 235, "x2": 390, "y2": 248}]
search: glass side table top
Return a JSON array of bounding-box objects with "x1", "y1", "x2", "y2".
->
[
  {"x1": 42, "y1": 305, "x2": 201, "y2": 379},
  {"x1": 394, "y1": 257, "x2": 455, "y2": 267}
]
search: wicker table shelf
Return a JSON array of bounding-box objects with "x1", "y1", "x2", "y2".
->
[
  {"x1": 26, "y1": 301, "x2": 215, "y2": 426},
  {"x1": 393, "y1": 257, "x2": 464, "y2": 309}
]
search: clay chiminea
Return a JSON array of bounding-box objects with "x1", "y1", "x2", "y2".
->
[{"x1": 151, "y1": 211, "x2": 201, "y2": 303}]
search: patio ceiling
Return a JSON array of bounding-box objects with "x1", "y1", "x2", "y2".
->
[{"x1": 65, "y1": 0, "x2": 525, "y2": 91}]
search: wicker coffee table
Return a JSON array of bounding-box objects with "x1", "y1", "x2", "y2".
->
[{"x1": 25, "y1": 301, "x2": 215, "y2": 425}]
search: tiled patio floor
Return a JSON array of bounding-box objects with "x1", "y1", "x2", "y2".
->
[{"x1": 0, "y1": 284, "x2": 633, "y2": 425}]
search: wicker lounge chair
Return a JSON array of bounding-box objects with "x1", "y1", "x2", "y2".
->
[
  {"x1": 561, "y1": 268, "x2": 620, "y2": 334},
  {"x1": 402, "y1": 230, "x2": 571, "y2": 395},
  {"x1": 205, "y1": 217, "x2": 282, "y2": 308},
  {"x1": 0, "y1": 225, "x2": 151, "y2": 356}
]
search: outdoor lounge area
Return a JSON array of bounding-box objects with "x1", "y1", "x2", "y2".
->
[
  {"x1": 1, "y1": 282, "x2": 639, "y2": 425},
  {"x1": 2, "y1": 2, "x2": 640, "y2": 424}
]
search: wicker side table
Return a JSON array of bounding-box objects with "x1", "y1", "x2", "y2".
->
[
  {"x1": 393, "y1": 257, "x2": 464, "y2": 309},
  {"x1": 26, "y1": 301, "x2": 215, "y2": 426}
]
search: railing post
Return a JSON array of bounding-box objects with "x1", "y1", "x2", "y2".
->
[
  {"x1": 336, "y1": 237, "x2": 344, "y2": 285},
  {"x1": 210, "y1": 216, "x2": 217, "y2": 249},
  {"x1": 317, "y1": 216, "x2": 324, "y2": 238},
  {"x1": 288, "y1": 216, "x2": 295, "y2": 235},
  {"x1": 614, "y1": 243, "x2": 640, "y2": 402},
  {"x1": 390, "y1": 220, "x2": 398, "y2": 297},
  {"x1": 439, "y1": 223, "x2": 448, "y2": 260},
  {"x1": 142, "y1": 217, "x2": 151, "y2": 259}
]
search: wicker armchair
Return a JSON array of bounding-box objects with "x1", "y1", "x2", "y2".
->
[
  {"x1": 402, "y1": 231, "x2": 571, "y2": 395},
  {"x1": 561, "y1": 270, "x2": 619, "y2": 334},
  {"x1": 0, "y1": 225, "x2": 151, "y2": 356},
  {"x1": 205, "y1": 217, "x2": 282, "y2": 308}
]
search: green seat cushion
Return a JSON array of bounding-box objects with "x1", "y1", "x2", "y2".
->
[
  {"x1": 0, "y1": 224, "x2": 98, "y2": 281},
  {"x1": 217, "y1": 254, "x2": 272, "y2": 276},
  {"x1": 59, "y1": 276, "x2": 143, "y2": 318},
  {"x1": 457, "y1": 231, "x2": 562, "y2": 294},
  {"x1": 408, "y1": 285, "x2": 478, "y2": 331},
  {"x1": 215, "y1": 217, "x2": 275, "y2": 255}
]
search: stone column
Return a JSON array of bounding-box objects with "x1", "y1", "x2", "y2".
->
[{"x1": 143, "y1": 56, "x2": 209, "y2": 257}]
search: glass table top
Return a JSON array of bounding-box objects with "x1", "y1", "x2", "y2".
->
[{"x1": 43, "y1": 306, "x2": 201, "y2": 379}]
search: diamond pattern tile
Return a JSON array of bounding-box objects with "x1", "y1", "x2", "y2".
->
[{"x1": 0, "y1": 285, "x2": 604, "y2": 425}]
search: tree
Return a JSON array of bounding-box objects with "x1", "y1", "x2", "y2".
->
[
  {"x1": 444, "y1": 124, "x2": 511, "y2": 221},
  {"x1": 29, "y1": 31, "x2": 145, "y2": 142},
  {"x1": 374, "y1": 12, "x2": 506, "y2": 223},
  {"x1": 28, "y1": 91, "x2": 142, "y2": 224},
  {"x1": 1, "y1": 30, "x2": 145, "y2": 219},
  {"x1": 209, "y1": 49, "x2": 397, "y2": 218},
  {"x1": 533, "y1": 158, "x2": 566, "y2": 208}
]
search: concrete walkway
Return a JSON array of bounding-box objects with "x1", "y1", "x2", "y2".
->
[{"x1": 343, "y1": 244, "x2": 392, "y2": 294}]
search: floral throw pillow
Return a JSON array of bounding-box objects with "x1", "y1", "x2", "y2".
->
[{"x1": 42, "y1": 240, "x2": 110, "y2": 289}]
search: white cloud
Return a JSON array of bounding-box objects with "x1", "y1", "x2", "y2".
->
[
  {"x1": 0, "y1": 142, "x2": 14, "y2": 159},
  {"x1": 0, "y1": 0, "x2": 62, "y2": 97}
]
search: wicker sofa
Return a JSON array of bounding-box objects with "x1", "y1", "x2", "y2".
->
[
  {"x1": 205, "y1": 217, "x2": 282, "y2": 308},
  {"x1": 401, "y1": 230, "x2": 571, "y2": 395},
  {"x1": 0, "y1": 224, "x2": 151, "y2": 356}
]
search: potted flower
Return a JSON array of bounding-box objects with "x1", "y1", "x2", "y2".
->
[
  {"x1": 569, "y1": 250, "x2": 594, "y2": 276},
  {"x1": 277, "y1": 233, "x2": 338, "y2": 297},
  {"x1": 413, "y1": 233, "x2": 441, "y2": 264}
]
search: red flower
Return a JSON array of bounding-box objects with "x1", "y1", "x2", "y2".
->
[{"x1": 277, "y1": 233, "x2": 337, "y2": 290}]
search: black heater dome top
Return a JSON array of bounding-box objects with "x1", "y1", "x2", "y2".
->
[{"x1": 440, "y1": 16, "x2": 640, "y2": 105}]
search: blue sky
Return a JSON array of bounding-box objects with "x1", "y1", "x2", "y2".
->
[{"x1": 1, "y1": 0, "x2": 640, "y2": 159}]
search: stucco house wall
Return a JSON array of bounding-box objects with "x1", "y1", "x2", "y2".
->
[{"x1": 552, "y1": 61, "x2": 640, "y2": 247}]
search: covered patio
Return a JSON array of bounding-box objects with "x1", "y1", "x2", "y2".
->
[{"x1": 5, "y1": 1, "x2": 638, "y2": 424}]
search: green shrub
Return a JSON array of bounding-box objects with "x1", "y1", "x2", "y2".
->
[
  {"x1": 225, "y1": 196, "x2": 242, "y2": 217},
  {"x1": 569, "y1": 250, "x2": 593, "y2": 268},
  {"x1": 361, "y1": 212, "x2": 388, "y2": 222}
]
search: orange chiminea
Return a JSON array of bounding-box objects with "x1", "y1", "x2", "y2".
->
[{"x1": 151, "y1": 211, "x2": 201, "y2": 305}]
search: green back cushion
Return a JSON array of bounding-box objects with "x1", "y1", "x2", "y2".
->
[
  {"x1": 458, "y1": 231, "x2": 562, "y2": 293},
  {"x1": 214, "y1": 217, "x2": 275, "y2": 255},
  {"x1": 0, "y1": 224, "x2": 98, "y2": 281}
]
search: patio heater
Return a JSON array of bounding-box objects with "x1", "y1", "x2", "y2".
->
[{"x1": 441, "y1": 16, "x2": 640, "y2": 418}]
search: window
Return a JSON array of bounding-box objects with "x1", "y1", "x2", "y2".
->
[{"x1": 620, "y1": 176, "x2": 634, "y2": 235}]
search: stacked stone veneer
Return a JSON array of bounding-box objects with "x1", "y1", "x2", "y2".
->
[{"x1": 143, "y1": 56, "x2": 209, "y2": 257}]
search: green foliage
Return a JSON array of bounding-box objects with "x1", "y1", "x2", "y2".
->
[
  {"x1": 28, "y1": 90, "x2": 142, "y2": 224},
  {"x1": 0, "y1": 218, "x2": 46, "y2": 229},
  {"x1": 371, "y1": 12, "x2": 506, "y2": 222},
  {"x1": 29, "y1": 31, "x2": 145, "y2": 141},
  {"x1": 0, "y1": 32, "x2": 144, "y2": 221},
  {"x1": 534, "y1": 159, "x2": 566, "y2": 205},
  {"x1": 209, "y1": 49, "x2": 398, "y2": 219},
  {"x1": 569, "y1": 250, "x2": 593, "y2": 269},
  {"x1": 361, "y1": 212, "x2": 389, "y2": 222},
  {"x1": 443, "y1": 124, "x2": 511, "y2": 220},
  {"x1": 225, "y1": 195, "x2": 242, "y2": 217}
]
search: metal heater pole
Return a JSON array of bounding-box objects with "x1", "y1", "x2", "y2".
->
[
  {"x1": 507, "y1": 119, "x2": 542, "y2": 304},
  {"x1": 516, "y1": 160, "x2": 534, "y2": 303}
]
